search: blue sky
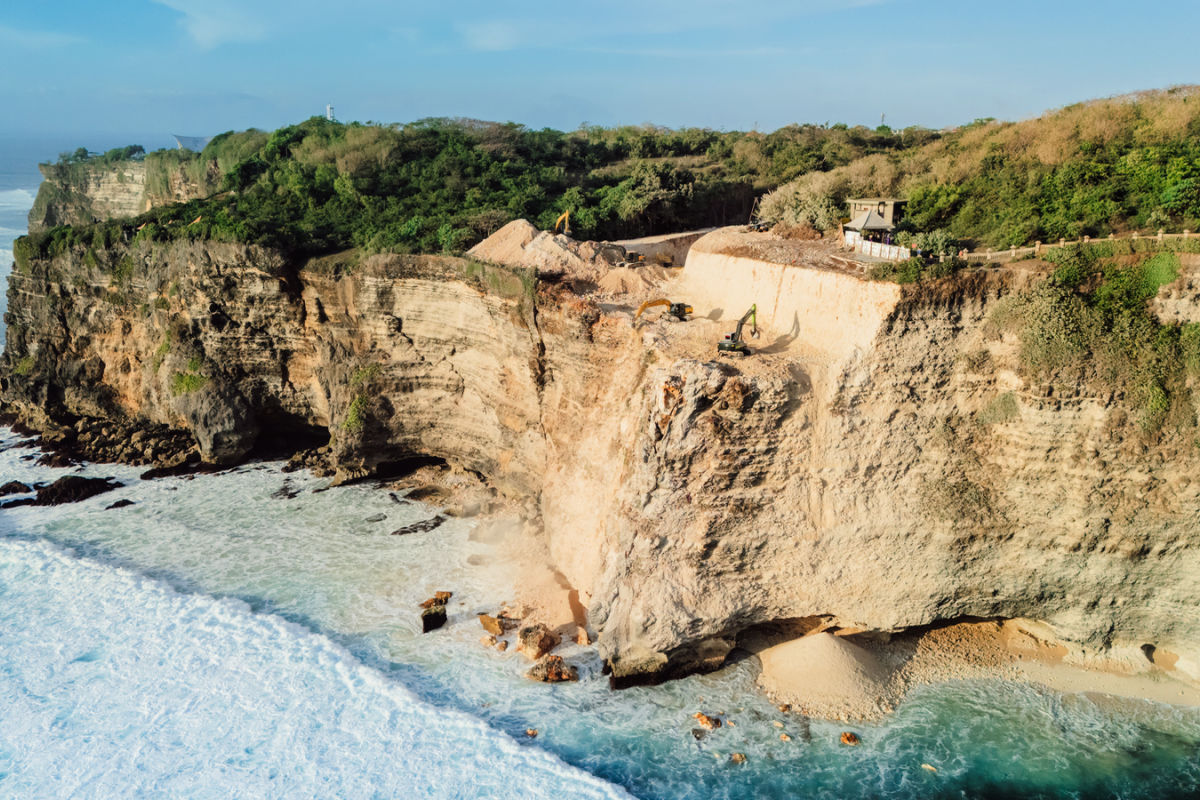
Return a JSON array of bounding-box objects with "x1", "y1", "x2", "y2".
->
[{"x1": 1, "y1": 0, "x2": 1197, "y2": 144}]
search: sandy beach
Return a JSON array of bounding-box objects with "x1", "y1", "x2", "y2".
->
[{"x1": 754, "y1": 620, "x2": 1200, "y2": 722}]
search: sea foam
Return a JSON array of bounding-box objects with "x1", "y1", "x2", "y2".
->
[{"x1": 0, "y1": 536, "x2": 631, "y2": 800}]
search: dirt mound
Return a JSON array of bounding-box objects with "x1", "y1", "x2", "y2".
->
[
  {"x1": 468, "y1": 218, "x2": 626, "y2": 282},
  {"x1": 757, "y1": 633, "x2": 893, "y2": 721},
  {"x1": 596, "y1": 265, "x2": 675, "y2": 295},
  {"x1": 467, "y1": 219, "x2": 540, "y2": 267}
]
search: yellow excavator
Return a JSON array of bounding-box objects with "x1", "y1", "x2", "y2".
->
[
  {"x1": 717, "y1": 304, "x2": 759, "y2": 356},
  {"x1": 554, "y1": 210, "x2": 572, "y2": 236},
  {"x1": 635, "y1": 298, "x2": 692, "y2": 324}
]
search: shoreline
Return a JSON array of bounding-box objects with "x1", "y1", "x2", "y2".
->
[{"x1": 754, "y1": 620, "x2": 1200, "y2": 723}]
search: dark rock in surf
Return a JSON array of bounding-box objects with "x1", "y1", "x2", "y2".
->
[
  {"x1": 421, "y1": 604, "x2": 448, "y2": 633},
  {"x1": 390, "y1": 515, "x2": 447, "y2": 536},
  {"x1": 0, "y1": 481, "x2": 32, "y2": 496},
  {"x1": 105, "y1": 498, "x2": 136, "y2": 509},
  {"x1": 33, "y1": 475, "x2": 123, "y2": 506}
]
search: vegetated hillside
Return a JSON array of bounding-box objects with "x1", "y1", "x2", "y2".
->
[
  {"x1": 761, "y1": 87, "x2": 1200, "y2": 249},
  {"x1": 19, "y1": 117, "x2": 932, "y2": 262}
]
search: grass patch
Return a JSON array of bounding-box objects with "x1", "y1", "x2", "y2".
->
[
  {"x1": 13, "y1": 355, "x2": 35, "y2": 376},
  {"x1": 978, "y1": 392, "x2": 1019, "y2": 425}
]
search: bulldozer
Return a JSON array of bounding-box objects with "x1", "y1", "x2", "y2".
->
[
  {"x1": 635, "y1": 298, "x2": 692, "y2": 325},
  {"x1": 717, "y1": 304, "x2": 759, "y2": 356}
]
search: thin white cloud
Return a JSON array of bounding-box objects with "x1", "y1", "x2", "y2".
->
[
  {"x1": 456, "y1": 21, "x2": 524, "y2": 52},
  {"x1": 149, "y1": 0, "x2": 277, "y2": 48},
  {"x1": 0, "y1": 24, "x2": 85, "y2": 48}
]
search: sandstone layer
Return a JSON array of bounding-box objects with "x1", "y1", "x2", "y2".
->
[{"x1": 4, "y1": 224, "x2": 1200, "y2": 689}]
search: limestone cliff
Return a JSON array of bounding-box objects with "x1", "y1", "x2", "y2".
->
[
  {"x1": 27, "y1": 157, "x2": 212, "y2": 233},
  {"x1": 4, "y1": 226, "x2": 1200, "y2": 688}
]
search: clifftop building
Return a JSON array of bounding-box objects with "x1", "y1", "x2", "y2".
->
[{"x1": 846, "y1": 198, "x2": 906, "y2": 229}]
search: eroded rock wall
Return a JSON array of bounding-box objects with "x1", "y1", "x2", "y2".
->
[{"x1": 5, "y1": 228, "x2": 1200, "y2": 686}]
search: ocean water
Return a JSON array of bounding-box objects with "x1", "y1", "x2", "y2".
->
[{"x1": 2, "y1": 140, "x2": 1200, "y2": 798}]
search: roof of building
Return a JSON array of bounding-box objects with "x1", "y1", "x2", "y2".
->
[
  {"x1": 847, "y1": 197, "x2": 905, "y2": 204},
  {"x1": 845, "y1": 209, "x2": 894, "y2": 231}
]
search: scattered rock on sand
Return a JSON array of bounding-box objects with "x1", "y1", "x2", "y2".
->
[
  {"x1": 574, "y1": 627, "x2": 591, "y2": 646},
  {"x1": 517, "y1": 623, "x2": 561, "y2": 659},
  {"x1": 480, "y1": 634, "x2": 497, "y2": 647},
  {"x1": 0, "y1": 481, "x2": 32, "y2": 496},
  {"x1": 840, "y1": 732, "x2": 861, "y2": 746},
  {"x1": 693, "y1": 712, "x2": 722, "y2": 730},
  {"x1": 526, "y1": 655, "x2": 579, "y2": 682},
  {"x1": 479, "y1": 614, "x2": 504, "y2": 636},
  {"x1": 496, "y1": 640, "x2": 508, "y2": 652}
]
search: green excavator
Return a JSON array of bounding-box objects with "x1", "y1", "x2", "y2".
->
[{"x1": 717, "y1": 304, "x2": 759, "y2": 356}]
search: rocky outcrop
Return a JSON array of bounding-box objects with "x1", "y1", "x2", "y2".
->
[
  {"x1": 5, "y1": 224, "x2": 1200, "y2": 687},
  {"x1": 28, "y1": 161, "x2": 147, "y2": 232},
  {"x1": 27, "y1": 155, "x2": 214, "y2": 233}
]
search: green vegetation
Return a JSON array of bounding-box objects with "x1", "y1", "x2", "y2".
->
[
  {"x1": 169, "y1": 357, "x2": 206, "y2": 394},
  {"x1": 994, "y1": 248, "x2": 1196, "y2": 433},
  {"x1": 21, "y1": 116, "x2": 929, "y2": 261},
  {"x1": 342, "y1": 394, "x2": 367, "y2": 433},
  {"x1": 868, "y1": 255, "x2": 968, "y2": 283},
  {"x1": 152, "y1": 333, "x2": 171, "y2": 371},
  {"x1": 764, "y1": 87, "x2": 1200, "y2": 248},
  {"x1": 349, "y1": 364, "x2": 381, "y2": 389},
  {"x1": 13, "y1": 355, "x2": 35, "y2": 376}
]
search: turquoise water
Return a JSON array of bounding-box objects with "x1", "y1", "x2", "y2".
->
[
  {"x1": 2, "y1": 430, "x2": 1199, "y2": 799},
  {"x1": 2, "y1": 138, "x2": 1200, "y2": 798}
]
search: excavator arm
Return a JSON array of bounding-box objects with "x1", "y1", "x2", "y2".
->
[{"x1": 554, "y1": 210, "x2": 571, "y2": 236}]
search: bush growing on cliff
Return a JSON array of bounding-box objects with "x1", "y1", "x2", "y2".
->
[{"x1": 997, "y1": 249, "x2": 1191, "y2": 433}]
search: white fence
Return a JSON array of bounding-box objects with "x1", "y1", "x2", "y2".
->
[{"x1": 843, "y1": 230, "x2": 911, "y2": 261}]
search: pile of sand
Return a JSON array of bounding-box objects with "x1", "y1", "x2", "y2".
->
[
  {"x1": 595, "y1": 265, "x2": 675, "y2": 296},
  {"x1": 467, "y1": 219, "x2": 626, "y2": 282},
  {"x1": 757, "y1": 633, "x2": 893, "y2": 721}
]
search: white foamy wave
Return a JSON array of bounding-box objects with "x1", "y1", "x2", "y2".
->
[
  {"x1": 0, "y1": 537, "x2": 632, "y2": 800},
  {"x1": 0, "y1": 187, "x2": 36, "y2": 213}
]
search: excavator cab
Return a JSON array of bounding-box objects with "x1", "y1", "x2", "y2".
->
[
  {"x1": 635, "y1": 298, "x2": 693, "y2": 325},
  {"x1": 717, "y1": 304, "x2": 758, "y2": 356}
]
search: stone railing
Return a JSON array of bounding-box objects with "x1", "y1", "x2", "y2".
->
[{"x1": 962, "y1": 229, "x2": 1199, "y2": 263}]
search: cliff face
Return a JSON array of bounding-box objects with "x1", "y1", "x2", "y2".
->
[
  {"x1": 28, "y1": 162, "x2": 147, "y2": 232},
  {"x1": 27, "y1": 158, "x2": 211, "y2": 233},
  {"x1": 5, "y1": 228, "x2": 1200, "y2": 686}
]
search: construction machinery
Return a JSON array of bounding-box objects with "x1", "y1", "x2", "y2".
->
[
  {"x1": 717, "y1": 304, "x2": 759, "y2": 356},
  {"x1": 554, "y1": 210, "x2": 572, "y2": 236},
  {"x1": 635, "y1": 298, "x2": 692, "y2": 324}
]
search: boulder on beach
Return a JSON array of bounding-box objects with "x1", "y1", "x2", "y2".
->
[
  {"x1": 526, "y1": 655, "x2": 579, "y2": 682},
  {"x1": 517, "y1": 623, "x2": 561, "y2": 660}
]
